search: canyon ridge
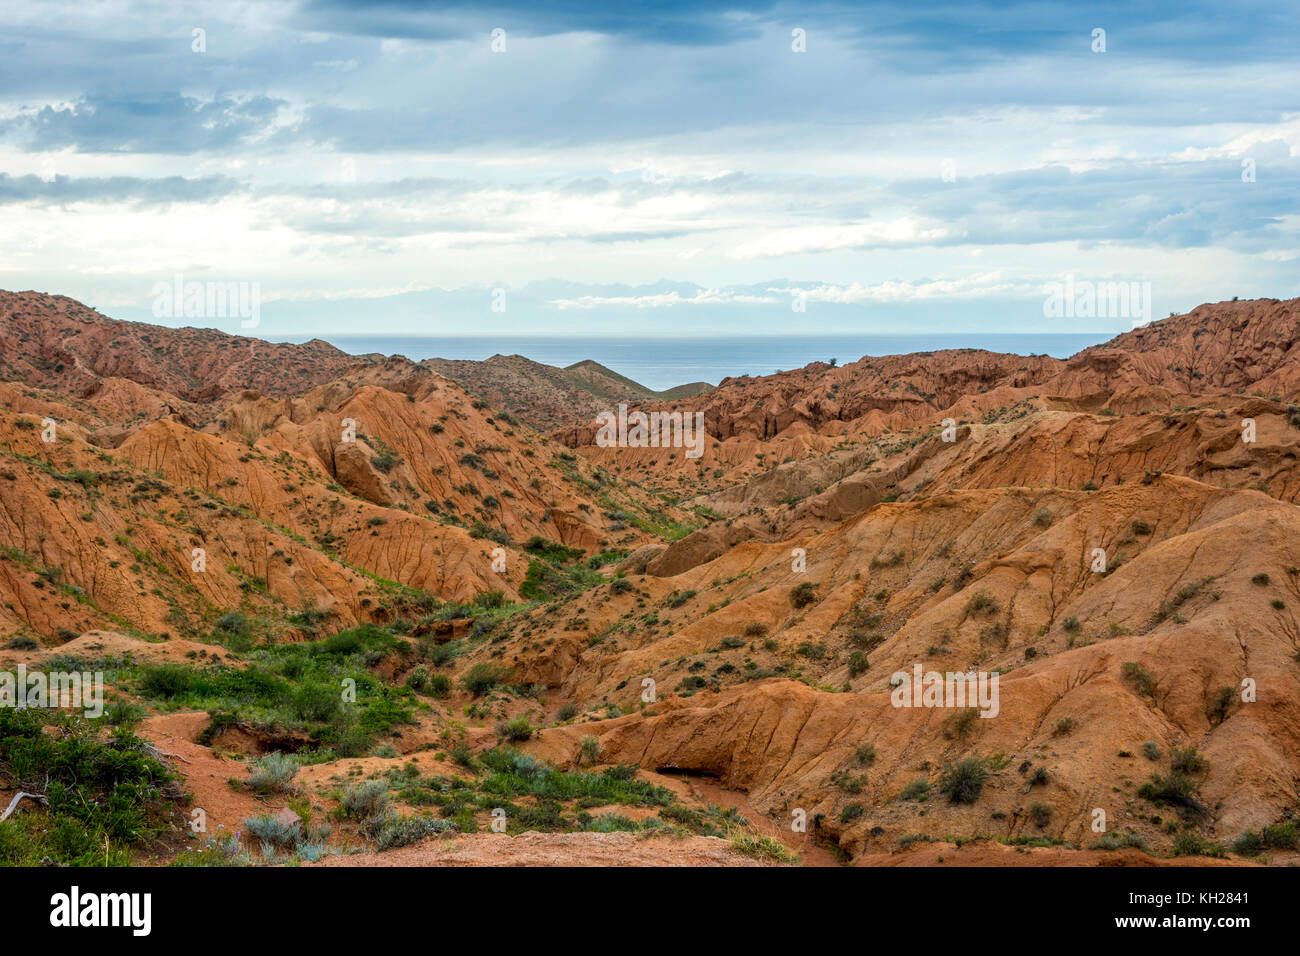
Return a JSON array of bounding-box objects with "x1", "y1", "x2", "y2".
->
[{"x1": 1, "y1": 290, "x2": 1297, "y2": 867}]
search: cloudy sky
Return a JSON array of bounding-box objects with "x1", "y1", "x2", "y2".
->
[{"x1": 0, "y1": 0, "x2": 1296, "y2": 338}]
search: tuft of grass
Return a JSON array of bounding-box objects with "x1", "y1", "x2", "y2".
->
[
  {"x1": 729, "y1": 831, "x2": 798, "y2": 864},
  {"x1": 942, "y1": 707, "x2": 980, "y2": 741},
  {"x1": 898, "y1": 778, "x2": 930, "y2": 801},
  {"x1": 1122, "y1": 661, "x2": 1158, "y2": 697},
  {"x1": 965, "y1": 590, "x2": 998, "y2": 615},
  {"x1": 1172, "y1": 831, "x2": 1226, "y2": 858},
  {"x1": 1052, "y1": 716, "x2": 1077, "y2": 737},
  {"x1": 1089, "y1": 831, "x2": 1149, "y2": 852},
  {"x1": 1205, "y1": 686, "x2": 1234, "y2": 726}
]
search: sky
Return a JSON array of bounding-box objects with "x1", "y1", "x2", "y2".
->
[{"x1": 0, "y1": 0, "x2": 1297, "y2": 339}]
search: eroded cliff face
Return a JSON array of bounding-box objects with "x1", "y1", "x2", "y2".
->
[
  {"x1": 0, "y1": 331, "x2": 677, "y2": 636},
  {"x1": 2, "y1": 293, "x2": 1298, "y2": 866}
]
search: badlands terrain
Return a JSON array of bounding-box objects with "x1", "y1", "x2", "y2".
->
[{"x1": 0, "y1": 290, "x2": 1297, "y2": 867}]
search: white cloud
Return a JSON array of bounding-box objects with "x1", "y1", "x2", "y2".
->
[
  {"x1": 729, "y1": 218, "x2": 956, "y2": 259},
  {"x1": 548, "y1": 288, "x2": 780, "y2": 309}
]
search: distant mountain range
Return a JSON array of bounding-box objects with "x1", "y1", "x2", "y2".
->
[{"x1": 421, "y1": 354, "x2": 710, "y2": 431}]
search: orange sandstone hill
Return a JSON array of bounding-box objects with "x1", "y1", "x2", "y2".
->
[
  {"x1": 1, "y1": 291, "x2": 1297, "y2": 868},
  {"x1": 0, "y1": 290, "x2": 706, "y2": 432},
  {"x1": 0, "y1": 291, "x2": 372, "y2": 402}
]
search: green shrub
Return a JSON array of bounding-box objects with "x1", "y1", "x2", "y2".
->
[
  {"x1": 342, "y1": 780, "x2": 390, "y2": 820},
  {"x1": 1137, "y1": 772, "x2": 1199, "y2": 808},
  {"x1": 292, "y1": 682, "x2": 341, "y2": 722},
  {"x1": 1205, "y1": 686, "x2": 1233, "y2": 726},
  {"x1": 898, "y1": 778, "x2": 930, "y2": 801},
  {"x1": 248, "y1": 752, "x2": 299, "y2": 795},
  {"x1": 942, "y1": 707, "x2": 980, "y2": 741},
  {"x1": 138, "y1": 663, "x2": 195, "y2": 699},
  {"x1": 1172, "y1": 831, "x2": 1226, "y2": 858},
  {"x1": 1170, "y1": 746, "x2": 1206, "y2": 774},
  {"x1": 939, "y1": 757, "x2": 988, "y2": 804},
  {"x1": 1261, "y1": 821, "x2": 1300, "y2": 850},
  {"x1": 216, "y1": 611, "x2": 249, "y2": 635},
  {"x1": 1231, "y1": 830, "x2": 1263, "y2": 855},
  {"x1": 0, "y1": 710, "x2": 175, "y2": 863},
  {"x1": 461, "y1": 662, "x2": 509, "y2": 696},
  {"x1": 1089, "y1": 831, "x2": 1148, "y2": 851},
  {"x1": 243, "y1": 812, "x2": 301, "y2": 848},
  {"x1": 496, "y1": 715, "x2": 535, "y2": 742},
  {"x1": 790, "y1": 582, "x2": 817, "y2": 609},
  {"x1": 375, "y1": 815, "x2": 456, "y2": 850},
  {"x1": 667, "y1": 590, "x2": 697, "y2": 609},
  {"x1": 104, "y1": 699, "x2": 146, "y2": 727},
  {"x1": 848, "y1": 651, "x2": 870, "y2": 677},
  {"x1": 965, "y1": 590, "x2": 997, "y2": 615},
  {"x1": 1122, "y1": 662, "x2": 1157, "y2": 697}
]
